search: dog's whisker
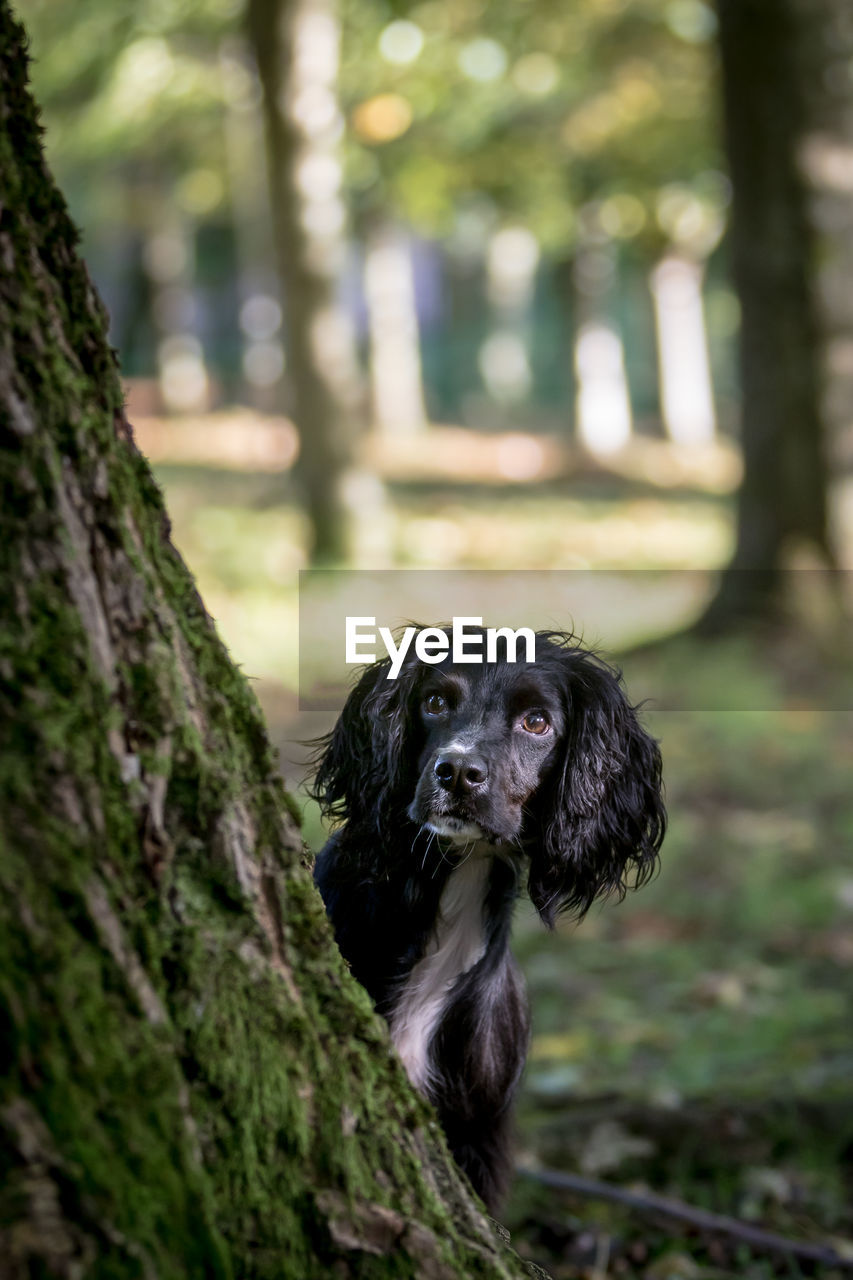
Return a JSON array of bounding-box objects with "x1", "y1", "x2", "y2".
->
[
  {"x1": 456, "y1": 838, "x2": 478, "y2": 868},
  {"x1": 433, "y1": 835, "x2": 456, "y2": 875},
  {"x1": 417, "y1": 823, "x2": 433, "y2": 871}
]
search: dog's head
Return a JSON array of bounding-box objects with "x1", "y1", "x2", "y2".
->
[{"x1": 311, "y1": 629, "x2": 665, "y2": 923}]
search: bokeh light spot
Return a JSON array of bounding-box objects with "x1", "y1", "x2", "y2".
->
[
  {"x1": 176, "y1": 169, "x2": 224, "y2": 215},
  {"x1": 352, "y1": 93, "x2": 413, "y2": 142},
  {"x1": 599, "y1": 193, "x2": 647, "y2": 239},
  {"x1": 511, "y1": 52, "x2": 559, "y2": 96},
  {"x1": 378, "y1": 20, "x2": 424, "y2": 66},
  {"x1": 239, "y1": 295, "x2": 282, "y2": 341},
  {"x1": 243, "y1": 340, "x2": 285, "y2": 388},
  {"x1": 665, "y1": 0, "x2": 717, "y2": 43},
  {"x1": 458, "y1": 38, "x2": 508, "y2": 83}
]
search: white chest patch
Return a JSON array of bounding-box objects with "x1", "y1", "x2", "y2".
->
[{"x1": 390, "y1": 853, "x2": 491, "y2": 1095}]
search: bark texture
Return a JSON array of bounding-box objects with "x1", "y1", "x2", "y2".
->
[
  {"x1": 705, "y1": 0, "x2": 833, "y2": 628},
  {"x1": 0, "y1": 10, "x2": 535, "y2": 1277}
]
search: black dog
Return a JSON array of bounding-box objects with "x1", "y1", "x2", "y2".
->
[{"x1": 311, "y1": 629, "x2": 665, "y2": 1210}]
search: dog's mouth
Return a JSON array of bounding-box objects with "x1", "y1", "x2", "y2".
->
[
  {"x1": 407, "y1": 797, "x2": 514, "y2": 845},
  {"x1": 422, "y1": 814, "x2": 485, "y2": 841}
]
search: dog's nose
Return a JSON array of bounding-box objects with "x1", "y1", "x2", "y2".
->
[{"x1": 434, "y1": 754, "x2": 488, "y2": 794}]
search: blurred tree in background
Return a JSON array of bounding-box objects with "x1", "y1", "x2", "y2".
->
[
  {"x1": 247, "y1": 0, "x2": 363, "y2": 561},
  {"x1": 23, "y1": 0, "x2": 238, "y2": 401},
  {"x1": 702, "y1": 0, "x2": 840, "y2": 630}
]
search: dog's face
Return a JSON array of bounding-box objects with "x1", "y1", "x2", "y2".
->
[
  {"x1": 312, "y1": 629, "x2": 666, "y2": 922},
  {"x1": 407, "y1": 658, "x2": 567, "y2": 844}
]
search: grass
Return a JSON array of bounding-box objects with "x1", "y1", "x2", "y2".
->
[
  {"x1": 510, "y1": 652, "x2": 853, "y2": 1277},
  {"x1": 153, "y1": 457, "x2": 853, "y2": 1278}
]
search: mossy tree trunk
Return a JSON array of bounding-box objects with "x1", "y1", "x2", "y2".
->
[
  {"x1": 0, "y1": 10, "x2": 535, "y2": 1276},
  {"x1": 703, "y1": 0, "x2": 835, "y2": 630}
]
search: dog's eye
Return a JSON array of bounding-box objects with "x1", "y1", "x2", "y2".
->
[
  {"x1": 423, "y1": 693, "x2": 447, "y2": 716},
  {"x1": 521, "y1": 710, "x2": 550, "y2": 735}
]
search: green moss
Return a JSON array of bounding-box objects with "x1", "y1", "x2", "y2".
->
[{"x1": 0, "y1": 831, "x2": 231, "y2": 1278}]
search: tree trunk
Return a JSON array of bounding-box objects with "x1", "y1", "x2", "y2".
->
[
  {"x1": 703, "y1": 0, "x2": 834, "y2": 629},
  {"x1": 364, "y1": 219, "x2": 428, "y2": 435},
  {"x1": 793, "y1": 0, "x2": 853, "y2": 562},
  {"x1": 0, "y1": 11, "x2": 536, "y2": 1276},
  {"x1": 246, "y1": 0, "x2": 363, "y2": 564}
]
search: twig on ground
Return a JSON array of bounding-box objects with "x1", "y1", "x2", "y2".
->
[{"x1": 518, "y1": 1163, "x2": 853, "y2": 1271}]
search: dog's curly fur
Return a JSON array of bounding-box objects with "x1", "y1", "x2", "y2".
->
[{"x1": 311, "y1": 629, "x2": 665, "y2": 1210}]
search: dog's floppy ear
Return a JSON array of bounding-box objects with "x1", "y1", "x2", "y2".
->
[
  {"x1": 528, "y1": 646, "x2": 665, "y2": 925},
  {"x1": 309, "y1": 654, "x2": 417, "y2": 833}
]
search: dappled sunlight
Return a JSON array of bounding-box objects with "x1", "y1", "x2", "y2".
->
[
  {"x1": 574, "y1": 323, "x2": 633, "y2": 454},
  {"x1": 365, "y1": 229, "x2": 427, "y2": 432},
  {"x1": 152, "y1": 438, "x2": 732, "y2": 693},
  {"x1": 650, "y1": 255, "x2": 716, "y2": 445},
  {"x1": 395, "y1": 494, "x2": 730, "y2": 571},
  {"x1": 131, "y1": 408, "x2": 299, "y2": 471},
  {"x1": 141, "y1": 405, "x2": 738, "y2": 689}
]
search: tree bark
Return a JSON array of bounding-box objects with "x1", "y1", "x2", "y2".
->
[
  {"x1": 703, "y1": 0, "x2": 834, "y2": 629},
  {"x1": 0, "y1": 10, "x2": 536, "y2": 1276},
  {"x1": 246, "y1": 0, "x2": 363, "y2": 564}
]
